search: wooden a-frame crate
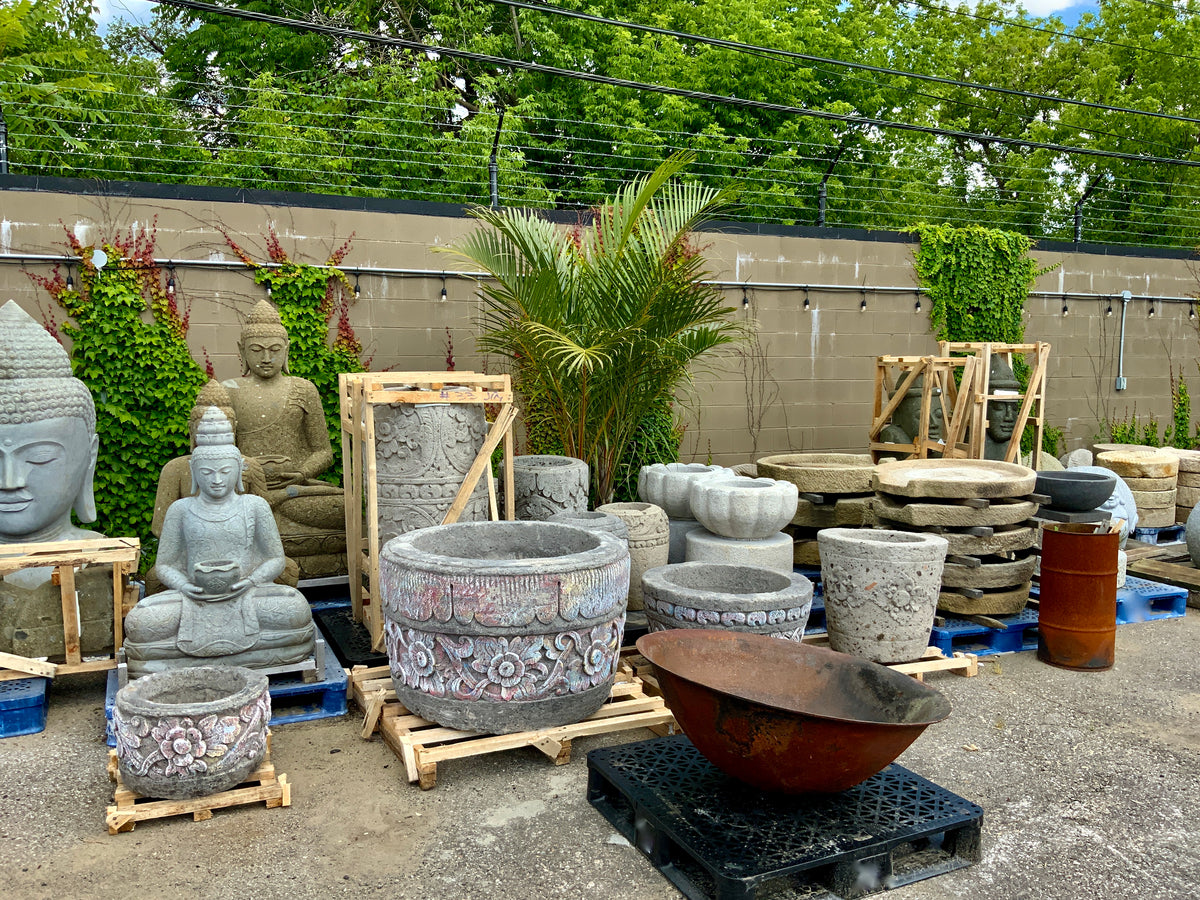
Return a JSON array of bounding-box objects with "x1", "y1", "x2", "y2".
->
[
  {"x1": 0, "y1": 537, "x2": 141, "y2": 681},
  {"x1": 869, "y1": 354, "x2": 985, "y2": 463},
  {"x1": 339, "y1": 372, "x2": 517, "y2": 649}
]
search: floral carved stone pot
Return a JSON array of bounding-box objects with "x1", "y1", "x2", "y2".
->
[
  {"x1": 596, "y1": 502, "x2": 669, "y2": 611},
  {"x1": 511, "y1": 455, "x2": 589, "y2": 521},
  {"x1": 380, "y1": 521, "x2": 630, "y2": 734},
  {"x1": 818, "y1": 527, "x2": 949, "y2": 664},
  {"x1": 113, "y1": 665, "x2": 271, "y2": 800}
]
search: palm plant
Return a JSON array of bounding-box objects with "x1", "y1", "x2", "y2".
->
[{"x1": 447, "y1": 152, "x2": 744, "y2": 505}]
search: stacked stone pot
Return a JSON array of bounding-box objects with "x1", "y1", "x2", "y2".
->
[
  {"x1": 637, "y1": 463, "x2": 731, "y2": 562},
  {"x1": 1095, "y1": 450, "x2": 1179, "y2": 530},
  {"x1": 869, "y1": 459, "x2": 1039, "y2": 616},
  {"x1": 1166, "y1": 449, "x2": 1200, "y2": 525},
  {"x1": 379, "y1": 521, "x2": 629, "y2": 734},
  {"x1": 595, "y1": 502, "x2": 670, "y2": 612},
  {"x1": 642, "y1": 562, "x2": 813, "y2": 641},
  {"x1": 755, "y1": 453, "x2": 876, "y2": 567},
  {"x1": 683, "y1": 476, "x2": 799, "y2": 575},
  {"x1": 510, "y1": 455, "x2": 590, "y2": 521}
]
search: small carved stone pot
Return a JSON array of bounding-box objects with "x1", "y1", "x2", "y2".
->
[
  {"x1": 637, "y1": 463, "x2": 729, "y2": 519},
  {"x1": 596, "y1": 502, "x2": 669, "y2": 611},
  {"x1": 548, "y1": 510, "x2": 630, "y2": 543},
  {"x1": 113, "y1": 666, "x2": 271, "y2": 800},
  {"x1": 511, "y1": 455, "x2": 590, "y2": 521},
  {"x1": 642, "y1": 562, "x2": 814, "y2": 641},
  {"x1": 192, "y1": 560, "x2": 240, "y2": 596},
  {"x1": 818, "y1": 527, "x2": 949, "y2": 664},
  {"x1": 688, "y1": 476, "x2": 799, "y2": 540},
  {"x1": 380, "y1": 521, "x2": 630, "y2": 734}
]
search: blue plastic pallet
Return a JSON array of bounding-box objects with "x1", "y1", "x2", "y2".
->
[
  {"x1": 1031, "y1": 575, "x2": 1187, "y2": 624},
  {"x1": 0, "y1": 676, "x2": 50, "y2": 738},
  {"x1": 929, "y1": 608, "x2": 1040, "y2": 657}
]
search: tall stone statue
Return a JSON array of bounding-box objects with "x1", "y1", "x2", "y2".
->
[
  {"x1": 0, "y1": 300, "x2": 113, "y2": 657},
  {"x1": 877, "y1": 375, "x2": 944, "y2": 462},
  {"x1": 984, "y1": 356, "x2": 1022, "y2": 461},
  {"x1": 222, "y1": 300, "x2": 346, "y2": 578},
  {"x1": 148, "y1": 379, "x2": 299, "y2": 591},
  {"x1": 122, "y1": 407, "x2": 316, "y2": 676}
]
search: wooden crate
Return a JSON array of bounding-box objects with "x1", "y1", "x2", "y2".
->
[
  {"x1": 0, "y1": 537, "x2": 140, "y2": 682},
  {"x1": 339, "y1": 372, "x2": 517, "y2": 650},
  {"x1": 355, "y1": 668, "x2": 675, "y2": 790},
  {"x1": 869, "y1": 354, "x2": 984, "y2": 463},
  {"x1": 105, "y1": 745, "x2": 290, "y2": 834}
]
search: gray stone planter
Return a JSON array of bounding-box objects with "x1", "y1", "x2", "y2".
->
[
  {"x1": 688, "y1": 476, "x2": 798, "y2": 540},
  {"x1": 818, "y1": 527, "x2": 949, "y2": 664},
  {"x1": 548, "y1": 510, "x2": 629, "y2": 543},
  {"x1": 637, "y1": 463, "x2": 729, "y2": 519},
  {"x1": 596, "y1": 502, "x2": 669, "y2": 611},
  {"x1": 374, "y1": 396, "x2": 490, "y2": 544},
  {"x1": 380, "y1": 521, "x2": 629, "y2": 733},
  {"x1": 684, "y1": 529, "x2": 794, "y2": 575},
  {"x1": 1067, "y1": 465, "x2": 1139, "y2": 545},
  {"x1": 113, "y1": 666, "x2": 271, "y2": 800},
  {"x1": 511, "y1": 455, "x2": 589, "y2": 521},
  {"x1": 642, "y1": 562, "x2": 813, "y2": 641}
]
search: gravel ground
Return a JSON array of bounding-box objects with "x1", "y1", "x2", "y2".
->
[{"x1": 1, "y1": 611, "x2": 1197, "y2": 900}]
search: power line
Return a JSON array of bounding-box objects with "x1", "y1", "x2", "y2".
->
[
  {"x1": 151, "y1": 0, "x2": 1200, "y2": 171},
  {"x1": 491, "y1": 0, "x2": 1200, "y2": 130}
]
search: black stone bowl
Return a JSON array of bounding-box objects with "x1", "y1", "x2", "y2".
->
[{"x1": 1035, "y1": 470, "x2": 1117, "y2": 512}]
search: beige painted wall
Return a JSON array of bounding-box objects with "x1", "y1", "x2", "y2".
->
[{"x1": 1, "y1": 185, "x2": 1196, "y2": 467}]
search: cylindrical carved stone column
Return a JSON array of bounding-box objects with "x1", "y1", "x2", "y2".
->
[
  {"x1": 373, "y1": 398, "x2": 490, "y2": 544},
  {"x1": 511, "y1": 455, "x2": 589, "y2": 520},
  {"x1": 597, "y1": 502, "x2": 669, "y2": 611}
]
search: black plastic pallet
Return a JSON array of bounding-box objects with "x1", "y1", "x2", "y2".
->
[
  {"x1": 588, "y1": 735, "x2": 982, "y2": 900},
  {"x1": 312, "y1": 604, "x2": 388, "y2": 668}
]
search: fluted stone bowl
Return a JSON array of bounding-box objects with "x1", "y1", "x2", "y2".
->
[
  {"x1": 638, "y1": 463, "x2": 730, "y2": 519},
  {"x1": 380, "y1": 521, "x2": 630, "y2": 734},
  {"x1": 688, "y1": 476, "x2": 799, "y2": 540},
  {"x1": 1035, "y1": 470, "x2": 1117, "y2": 512},
  {"x1": 113, "y1": 665, "x2": 271, "y2": 800}
]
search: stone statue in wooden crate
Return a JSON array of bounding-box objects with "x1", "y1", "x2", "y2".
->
[
  {"x1": 0, "y1": 300, "x2": 117, "y2": 658},
  {"x1": 221, "y1": 299, "x2": 346, "y2": 577},
  {"x1": 984, "y1": 356, "x2": 1022, "y2": 461},
  {"x1": 122, "y1": 407, "x2": 316, "y2": 676},
  {"x1": 877, "y1": 375, "x2": 944, "y2": 462}
]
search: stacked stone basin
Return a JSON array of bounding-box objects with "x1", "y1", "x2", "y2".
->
[
  {"x1": 1096, "y1": 450, "x2": 1179, "y2": 530},
  {"x1": 1168, "y1": 449, "x2": 1200, "y2": 524},
  {"x1": 683, "y1": 476, "x2": 798, "y2": 575},
  {"x1": 756, "y1": 453, "x2": 876, "y2": 567},
  {"x1": 869, "y1": 459, "x2": 1039, "y2": 616},
  {"x1": 637, "y1": 463, "x2": 730, "y2": 562},
  {"x1": 379, "y1": 521, "x2": 629, "y2": 734}
]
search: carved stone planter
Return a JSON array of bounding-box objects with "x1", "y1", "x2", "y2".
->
[
  {"x1": 548, "y1": 510, "x2": 629, "y2": 543},
  {"x1": 113, "y1": 666, "x2": 271, "y2": 800},
  {"x1": 374, "y1": 396, "x2": 490, "y2": 545},
  {"x1": 596, "y1": 502, "x2": 669, "y2": 611},
  {"x1": 380, "y1": 521, "x2": 630, "y2": 733},
  {"x1": 512, "y1": 455, "x2": 589, "y2": 521},
  {"x1": 637, "y1": 463, "x2": 729, "y2": 519},
  {"x1": 818, "y1": 528, "x2": 949, "y2": 664},
  {"x1": 642, "y1": 562, "x2": 813, "y2": 641},
  {"x1": 688, "y1": 477, "x2": 798, "y2": 540}
]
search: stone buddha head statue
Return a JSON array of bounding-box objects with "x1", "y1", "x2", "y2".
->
[
  {"x1": 238, "y1": 300, "x2": 289, "y2": 380},
  {"x1": 987, "y1": 355, "x2": 1022, "y2": 444},
  {"x1": 188, "y1": 380, "x2": 237, "y2": 449},
  {"x1": 189, "y1": 406, "x2": 244, "y2": 499},
  {"x1": 0, "y1": 300, "x2": 99, "y2": 543},
  {"x1": 890, "y1": 375, "x2": 944, "y2": 441}
]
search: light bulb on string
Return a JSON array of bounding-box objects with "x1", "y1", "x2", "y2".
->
[
  {"x1": 65, "y1": 265, "x2": 74, "y2": 291},
  {"x1": 1191, "y1": 303, "x2": 1197, "y2": 321},
  {"x1": 1062, "y1": 296, "x2": 1069, "y2": 317},
  {"x1": 1106, "y1": 300, "x2": 1113, "y2": 317},
  {"x1": 440, "y1": 275, "x2": 448, "y2": 302},
  {"x1": 914, "y1": 294, "x2": 922, "y2": 313},
  {"x1": 859, "y1": 289, "x2": 867, "y2": 313},
  {"x1": 354, "y1": 274, "x2": 361, "y2": 300},
  {"x1": 1149, "y1": 302, "x2": 1156, "y2": 318},
  {"x1": 742, "y1": 285, "x2": 750, "y2": 309},
  {"x1": 802, "y1": 287, "x2": 810, "y2": 312},
  {"x1": 167, "y1": 265, "x2": 176, "y2": 296}
]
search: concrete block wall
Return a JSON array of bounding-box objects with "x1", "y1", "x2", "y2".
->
[{"x1": 1, "y1": 180, "x2": 1196, "y2": 468}]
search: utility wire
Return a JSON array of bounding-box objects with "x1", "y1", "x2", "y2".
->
[
  {"x1": 150, "y1": 1, "x2": 1200, "y2": 170},
  {"x1": 491, "y1": 0, "x2": 1200, "y2": 129}
]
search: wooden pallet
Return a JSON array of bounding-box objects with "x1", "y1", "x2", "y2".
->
[
  {"x1": 355, "y1": 668, "x2": 675, "y2": 789},
  {"x1": 105, "y1": 746, "x2": 290, "y2": 834}
]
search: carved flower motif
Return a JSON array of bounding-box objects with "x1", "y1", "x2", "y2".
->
[
  {"x1": 150, "y1": 715, "x2": 237, "y2": 776},
  {"x1": 391, "y1": 627, "x2": 446, "y2": 696},
  {"x1": 113, "y1": 711, "x2": 150, "y2": 762},
  {"x1": 471, "y1": 636, "x2": 547, "y2": 700}
]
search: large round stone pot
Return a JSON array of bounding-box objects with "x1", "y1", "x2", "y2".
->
[
  {"x1": 642, "y1": 562, "x2": 813, "y2": 641},
  {"x1": 688, "y1": 476, "x2": 798, "y2": 540},
  {"x1": 112, "y1": 665, "x2": 271, "y2": 800},
  {"x1": 818, "y1": 528, "x2": 949, "y2": 664},
  {"x1": 596, "y1": 501, "x2": 669, "y2": 611},
  {"x1": 637, "y1": 463, "x2": 729, "y2": 519},
  {"x1": 510, "y1": 455, "x2": 590, "y2": 520},
  {"x1": 380, "y1": 521, "x2": 630, "y2": 733}
]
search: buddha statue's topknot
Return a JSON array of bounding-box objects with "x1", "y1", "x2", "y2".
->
[
  {"x1": 240, "y1": 299, "x2": 289, "y2": 341},
  {"x1": 0, "y1": 300, "x2": 96, "y2": 430}
]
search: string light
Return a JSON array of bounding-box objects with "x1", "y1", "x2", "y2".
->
[
  {"x1": 65, "y1": 265, "x2": 74, "y2": 291},
  {"x1": 914, "y1": 293, "x2": 922, "y2": 313},
  {"x1": 167, "y1": 264, "x2": 176, "y2": 296},
  {"x1": 803, "y1": 287, "x2": 810, "y2": 312},
  {"x1": 353, "y1": 274, "x2": 361, "y2": 299},
  {"x1": 859, "y1": 288, "x2": 867, "y2": 312},
  {"x1": 440, "y1": 274, "x2": 448, "y2": 301},
  {"x1": 1191, "y1": 303, "x2": 1196, "y2": 320},
  {"x1": 741, "y1": 285, "x2": 750, "y2": 309},
  {"x1": 1061, "y1": 295, "x2": 1069, "y2": 316},
  {"x1": 1148, "y1": 301, "x2": 1156, "y2": 318},
  {"x1": 1106, "y1": 299, "x2": 1113, "y2": 317}
]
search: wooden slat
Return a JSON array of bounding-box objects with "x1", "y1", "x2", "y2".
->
[
  {"x1": 441, "y1": 403, "x2": 516, "y2": 525},
  {"x1": 58, "y1": 564, "x2": 81, "y2": 666},
  {"x1": 0, "y1": 652, "x2": 56, "y2": 678},
  {"x1": 1127, "y1": 558, "x2": 1200, "y2": 591}
]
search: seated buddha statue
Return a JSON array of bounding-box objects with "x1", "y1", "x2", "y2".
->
[
  {"x1": 122, "y1": 407, "x2": 316, "y2": 676},
  {"x1": 877, "y1": 375, "x2": 944, "y2": 462},
  {"x1": 147, "y1": 378, "x2": 298, "y2": 592},
  {"x1": 0, "y1": 300, "x2": 115, "y2": 659},
  {"x1": 221, "y1": 300, "x2": 346, "y2": 578}
]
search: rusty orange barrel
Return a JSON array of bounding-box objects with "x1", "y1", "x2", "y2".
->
[{"x1": 1037, "y1": 523, "x2": 1119, "y2": 670}]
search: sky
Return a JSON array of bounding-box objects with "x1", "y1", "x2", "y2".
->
[{"x1": 92, "y1": 0, "x2": 1101, "y2": 34}]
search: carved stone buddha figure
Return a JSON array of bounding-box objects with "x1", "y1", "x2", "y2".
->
[
  {"x1": 877, "y1": 375, "x2": 944, "y2": 462},
  {"x1": 221, "y1": 300, "x2": 346, "y2": 578},
  {"x1": 984, "y1": 356, "x2": 1022, "y2": 461},
  {"x1": 0, "y1": 300, "x2": 114, "y2": 657},
  {"x1": 122, "y1": 407, "x2": 316, "y2": 676}
]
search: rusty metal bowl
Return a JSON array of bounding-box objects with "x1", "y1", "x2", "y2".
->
[{"x1": 636, "y1": 629, "x2": 952, "y2": 794}]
